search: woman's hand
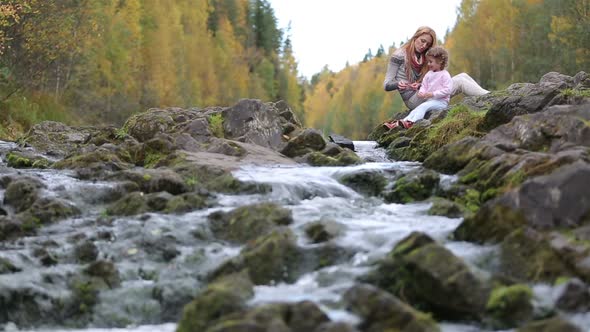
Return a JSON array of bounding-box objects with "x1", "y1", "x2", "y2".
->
[
  {"x1": 409, "y1": 82, "x2": 421, "y2": 90},
  {"x1": 398, "y1": 81, "x2": 409, "y2": 90}
]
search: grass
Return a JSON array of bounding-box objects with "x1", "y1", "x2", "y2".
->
[
  {"x1": 208, "y1": 113, "x2": 224, "y2": 138},
  {"x1": 423, "y1": 104, "x2": 487, "y2": 152},
  {"x1": 0, "y1": 92, "x2": 74, "y2": 140}
]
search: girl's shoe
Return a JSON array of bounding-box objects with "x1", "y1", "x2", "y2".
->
[
  {"x1": 401, "y1": 120, "x2": 414, "y2": 129},
  {"x1": 383, "y1": 121, "x2": 400, "y2": 130}
]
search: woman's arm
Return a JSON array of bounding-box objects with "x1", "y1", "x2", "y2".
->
[{"x1": 383, "y1": 55, "x2": 405, "y2": 91}]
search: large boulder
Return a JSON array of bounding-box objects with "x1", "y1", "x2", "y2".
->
[
  {"x1": 210, "y1": 229, "x2": 304, "y2": 285},
  {"x1": 364, "y1": 232, "x2": 490, "y2": 320},
  {"x1": 222, "y1": 99, "x2": 287, "y2": 151},
  {"x1": 208, "y1": 202, "x2": 293, "y2": 244},
  {"x1": 468, "y1": 72, "x2": 584, "y2": 130},
  {"x1": 177, "y1": 271, "x2": 254, "y2": 332},
  {"x1": 455, "y1": 161, "x2": 590, "y2": 244},
  {"x1": 343, "y1": 284, "x2": 440, "y2": 332}
]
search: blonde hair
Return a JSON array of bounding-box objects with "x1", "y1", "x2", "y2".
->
[
  {"x1": 426, "y1": 46, "x2": 449, "y2": 70},
  {"x1": 401, "y1": 26, "x2": 437, "y2": 82}
]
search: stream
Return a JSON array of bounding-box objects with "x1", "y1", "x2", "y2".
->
[{"x1": 0, "y1": 141, "x2": 587, "y2": 332}]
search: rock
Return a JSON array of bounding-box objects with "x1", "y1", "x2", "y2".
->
[
  {"x1": 383, "y1": 169, "x2": 440, "y2": 203},
  {"x1": 208, "y1": 202, "x2": 293, "y2": 244},
  {"x1": 109, "y1": 168, "x2": 190, "y2": 195},
  {"x1": 328, "y1": 134, "x2": 354, "y2": 151},
  {"x1": 107, "y1": 192, "x2": 149, "y2": 216},
  {"x1": 75, "y1": 241, "x2": 99, "y2": 263},
  {"x1": 364, "y1": 232, "x2": 490, "y2": 320},
  {"x1": 222, "y1": 99, "x2": 286, "y2": 151},
  {"x1": 304, "y1": 219, "x2": 343, "y2": 243},
  {"x1": 485, "y1": 284, "x2": 534, "y2": 329},
  {"x1": 83, "y1": 260, "x2": 121, "y2": 289},
  {"x1": 281, "y1": 128, "x2": 326, "y2": 158},
  {"x1": 3, "y1": 176, "x2": 45, "y2": 213},
  {"x1": 0, "y1": 257, "x2": 21, "y2": 274},
  {"x1": 176, "y1": 271, "x2": 254, "y2": 332},
  {"x1": 517, "y1": 316, "x2": 582, "y2": 332},
  {"x1": 498, "y1": 228, "x2": 574, "y2": 283},
  {"x1": 427, "y1": 197, "x2": 463, "y2": 218},
  {"x1": 5, "y1": 150, "x2": 52, "y2": 169},
  {"x1": 210, "y1": 229, "x2": 304, "y2": 285},
  {"x1": 555, "y1": 278, "x2": 590, "y2": 312},
  {"x1": 17, "y1": 121, "x2": 96, "y2": 157},
  {"x1": 343, "y1": 284, "x2": 440, "y2": 332},
  {"x1": 305, "y1": 149, "x2": 363, "y2": 167},
  {"x1": 338, "y1": 170, "x2": 387, "y2": 197}
]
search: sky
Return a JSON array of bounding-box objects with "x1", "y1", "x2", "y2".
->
[{"x1": 268, "y1": 0, "x2": 463, "y2": 79}]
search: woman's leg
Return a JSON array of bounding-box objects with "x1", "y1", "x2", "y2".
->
[
  {"x1": 452, "y1": 73, "x2": 489, "y2": 97},
  {"x1": 404, "y1": 100, "x2": 447, "y2": 122}
]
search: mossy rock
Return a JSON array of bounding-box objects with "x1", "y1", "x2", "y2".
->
[
  {"x1": 106, "y1": 192, "x2": 149, "y2": 216},
  {"x1": 305, "y1": 149, "x2": 363, "y2": 167},
  {"x1": 211, "y1": 229, "x2": 303, "y2": 285},
  {"x1": 383, "y1": 170, "x2": 440, "y2": 204},
  {"x1": 344, "y1": 284, "x2": 440, "y2": 332},
  {"x1": 454, "y1": 202, "x2": 528, "y2": 244},
  {"x1": 3, "y1": 177, "x2": 45, "y2": 213},
  {"x1": 427, "y1": 197, "x2": 463, "y2": 218},
  {"x1": 280, "y1": 128, "x2": 326, "y2": 158},
  {"x1": 6, "y1": 151, "x2": 52, "y2": 169},
  {"x1": 485, "y1": 284, "x2": 533, "y2": 329},
  {"x1": 365, "y1": 232, "x2": 490, "y2": 320},
  {"x1": 517, "y1": 316, "x2": 582, "y2": 332},
  {"x1": 176, "y1": 271, "x2": 254, "y2": 332},
  {"x1": 499, "y1": 229, "x2": 575, "y2": 283},
  {"x1": 164, "y1": 192, "x2": 212, "y2": 213},
  {"x1": 338, "y1": 170, "x2": 387, "y2": 196},
  {"x1": 208, "y1": 202, "x2": 293, "y2": 244}
]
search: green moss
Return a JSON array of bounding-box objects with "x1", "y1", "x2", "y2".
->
[
  {"x1": 486, "y1": 284, "x2": 532, "y2": 311},
  {"x1": 559, "y1": 88, "x2": 590, "y2": 98},
  {"x1": 143, "y1": 152, "x2": 164, "y2": 168},
  {"x1": 6, "y1": 152, "x2": 33, "y2": 168},
  {"x1": 554, "y1": 276, "x2": 571, "y2": 286},
  {"x1": 422, "y1": 104, "x2": 486, "y2": 153},
  {"x1": 208, "y1": 113, "x2": 225, "y2": 138},
  {"x1": 72, "y1": 281, "x2": 99, "y2": 314},
  {"x1": 142, "y1": 173, "x2": 152, "y2": 181},
  {"x1": 115, "y1": 126, "x2": 128, "y2": 139},
  {"x1": 21, "y1": 215, "x2": 41, "y2": 232},
  {"x1": 486, "y1": 284, "x2": 533, "y2": 328}
]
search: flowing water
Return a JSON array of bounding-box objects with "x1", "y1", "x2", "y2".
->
[{"x1": 0, "y1": 141, "x2": 588, "y2": 332}]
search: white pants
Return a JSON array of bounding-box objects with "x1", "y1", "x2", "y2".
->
[
  {"x1": 404, "y1": 99, "x2": 448, "y2": 122},
  {"x1": 404, "y1": 72, "x2": 488, "y2": 110},
  {"x1": 451, "y1": 72, "x2": 489, "y2": 97}
]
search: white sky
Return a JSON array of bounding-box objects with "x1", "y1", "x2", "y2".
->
[{"x1": 269, "y1": 0, "x2": 463, "y2": 79}]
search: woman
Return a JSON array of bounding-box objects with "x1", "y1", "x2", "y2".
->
[{"x1": 383, "y1": 26, "x2": 488, "y2": 126}]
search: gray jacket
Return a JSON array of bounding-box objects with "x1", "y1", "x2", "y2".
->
[{"x1": 383, "y1": 49, "x2": 423, "y2": 110}]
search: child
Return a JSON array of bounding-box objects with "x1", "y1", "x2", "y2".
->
[{"x1": 384, "y1": 46, "x2": 453, "y2": 130}]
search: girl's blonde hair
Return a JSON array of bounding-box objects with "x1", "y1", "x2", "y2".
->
[
  {"x1": 426, "y1": 46, "x2": 449, "y2": 70},
  {"x1": 401, "y1": 26, "x2": 437, "y2": 82}
]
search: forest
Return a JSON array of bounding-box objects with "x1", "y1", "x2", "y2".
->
[
  {"x1": 0, "y1": 0, "x2": 588, "y2": 140},
  {"x1": 0, "y1": 0, "x2": 302, "y2": 138}
]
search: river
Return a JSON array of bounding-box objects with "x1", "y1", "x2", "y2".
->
[{"x1": 1, "y1": 141, "x2": 587, "y2": 332}]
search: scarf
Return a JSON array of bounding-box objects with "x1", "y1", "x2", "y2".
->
[{"x1": 405, "y1": 50, "x2": 426, "y2": 83}]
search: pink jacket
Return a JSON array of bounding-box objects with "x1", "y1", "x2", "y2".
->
[{"x1": 419, "y1": 70, "x2": 453, "y2": 103}]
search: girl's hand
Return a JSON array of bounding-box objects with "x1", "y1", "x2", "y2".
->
[
  {"x1": 418, "y1": 91, "x2": 432, "y2": 99},
  {"x1": 398, "y1": 82, "x2": 408, "y2": 90},
  {"x1": 409, "y1": 82, "x2": 421, "y2": 90}
]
